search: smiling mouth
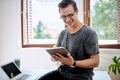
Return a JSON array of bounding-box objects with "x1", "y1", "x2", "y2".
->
[
  {"x1": 67, "y1": 21, "x2": 73, "y2": 25},
  {"x1": 67, "y1": 23, "x2": 71, "y2": 26}
]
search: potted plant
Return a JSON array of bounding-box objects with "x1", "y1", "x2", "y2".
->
[{"x1": 108, "y1": 56, "x2": 120, "y2": 80}]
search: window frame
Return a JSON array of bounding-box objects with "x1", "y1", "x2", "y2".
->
[{"x1": 21, "y1": 0, "x2": 120, "y2": 48}]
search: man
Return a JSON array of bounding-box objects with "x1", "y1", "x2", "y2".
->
[{"x1": 39, "y1": 0, "x2": 99, "y2": 80}]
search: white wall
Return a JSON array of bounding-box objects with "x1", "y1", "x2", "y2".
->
[
  {"x1": 0, "y1": 0, "x2": 58, "y2": 70},
  {"x1": 0, "y1": 1, "x2": 120, "y2": 79}
]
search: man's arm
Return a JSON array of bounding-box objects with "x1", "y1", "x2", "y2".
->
[
  {"x1": 52, "y1": 53, "x2": 99, "y2": 68},
  {"x1": 75, "y1": 54, "x2": 99, "y2": 68}
]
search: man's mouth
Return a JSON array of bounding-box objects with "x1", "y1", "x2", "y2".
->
[{"x1": 67, "y1": 22, "x2": 72, "y2": 26}]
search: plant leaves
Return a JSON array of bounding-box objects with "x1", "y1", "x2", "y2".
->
[{"x1": 108, "y1": 56, "x2": 120, "y2": 75}]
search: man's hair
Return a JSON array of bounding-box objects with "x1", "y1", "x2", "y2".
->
[{"x1": 58, "y1": 0, "x2": 78, "y2": 12}]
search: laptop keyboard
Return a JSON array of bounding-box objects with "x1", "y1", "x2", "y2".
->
[{"x1": 16, "y1": 74, "x2": 30, "y2": 80}]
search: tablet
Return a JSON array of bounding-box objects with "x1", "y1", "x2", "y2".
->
[{"x1": 46, "y1": 47, "x2": 68, "y2": 57}]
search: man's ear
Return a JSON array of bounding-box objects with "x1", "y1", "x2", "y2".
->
[{"x1": 76, "y1": 9, "x2": 79, "y2": 15}]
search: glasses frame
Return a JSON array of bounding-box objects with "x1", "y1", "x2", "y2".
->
[{"x1": 60, "y1": 12, "x2": 75, "y2": 20}]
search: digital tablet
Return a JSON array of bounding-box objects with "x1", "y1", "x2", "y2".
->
[{"x1": 46, "y1": 47, "x2": 68, "y2": 57}]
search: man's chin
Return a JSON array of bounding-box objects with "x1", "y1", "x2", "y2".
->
[{"x1": 68, "y1": 24, "x2": 74, "y2": 28}]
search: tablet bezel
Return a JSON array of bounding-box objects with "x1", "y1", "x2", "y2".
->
[{"x1": 46, "y1": 47, "x2": 68, "y2": 57}]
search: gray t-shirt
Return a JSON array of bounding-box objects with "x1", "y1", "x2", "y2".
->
[{"x1": 57, "y1": 25, "x2": 99, "y2": 79}]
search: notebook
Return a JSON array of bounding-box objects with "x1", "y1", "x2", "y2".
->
[{"x1": 0, "y1": 62, "x2": 40, "y2": 80}]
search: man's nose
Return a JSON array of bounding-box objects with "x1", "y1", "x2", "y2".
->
[{"x1": 65, "y1": 17, "x2": 71, "y2": 22}]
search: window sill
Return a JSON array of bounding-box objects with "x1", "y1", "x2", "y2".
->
[
  {"x1": 99, "y1": 44, "x2": 120, "y2": 49},
  {"x1": 22, "y1": 40, "x2": 120, "y2": 49},
  {"x1": 22, "y1": 43, "x2": 120, "y2": 49}
]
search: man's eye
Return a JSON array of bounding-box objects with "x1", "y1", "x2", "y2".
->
[
  {"x1": 68, "y1": 14, "x2": 73, "y2": 17},
  {"x1": 61, "y1": 16, "x2": 66, "y2": 19}
]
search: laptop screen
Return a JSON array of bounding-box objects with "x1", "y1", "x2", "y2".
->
[{"x1": 1, "y1": 62, "x2": 21, "y2": 79}]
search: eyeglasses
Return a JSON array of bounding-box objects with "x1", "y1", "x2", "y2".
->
[{"x1": 60, "y1": 12, "x2": 75, "y2": 20}]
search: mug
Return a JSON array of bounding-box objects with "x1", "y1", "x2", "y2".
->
[{"x1": 14, "y1": 59, "x2": 20, "y2": 68}]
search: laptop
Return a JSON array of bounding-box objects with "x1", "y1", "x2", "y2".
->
[{"x1": 0, "y1": 62, "x2": 41, "y2": 80}]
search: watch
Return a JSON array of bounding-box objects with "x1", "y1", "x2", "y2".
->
[{"x1": 73, "y1": 60, "x2": 76, "y2": 66}]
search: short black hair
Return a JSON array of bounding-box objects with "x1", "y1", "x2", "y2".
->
[{"x1": 58, "y1": 0, "x2": 78, "y2": 12}]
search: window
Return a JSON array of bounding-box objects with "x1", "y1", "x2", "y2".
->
[
  {"x1": 21, "y1": 0, "x2": 64, "y2": 47},
  {"x1": 21, "y1": 0, "x2": 84, "y2": 47},
  {"x1": 90, "y1": 0, "x2": 120, "y2": 48},
  {"x1": 21, "y1": 0, "x2": 120, "y2": 48}
]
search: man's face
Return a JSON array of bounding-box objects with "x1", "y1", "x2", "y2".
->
[{"x1": 59, "y1": 5, "x2": 78, "y2": 27}]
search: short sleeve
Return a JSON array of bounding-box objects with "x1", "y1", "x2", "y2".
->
[
  {"x1": 84, "y1": 31, "x2": 99, "y2": 55},
  {"x1": 57, "y1": 29, "x2": 67, "y2": 47}
]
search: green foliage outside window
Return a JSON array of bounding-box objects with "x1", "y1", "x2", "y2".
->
[
  {"x1": 91, "y1": 0, "x2": 117, "y2": 40},
  {"x1": 34, "y1": 21, "x2": 52, "y2": 39}
]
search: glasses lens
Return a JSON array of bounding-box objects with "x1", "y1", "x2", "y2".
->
[
  {"x1": 68, "y1": 14, "x2": 74, "y2": 18},
  {"x1": 60, "y1": 16, "x2": 66, "y2": 19},
  {"x1": 60, "y1": 12, "x2": 75, "y2": 20}
]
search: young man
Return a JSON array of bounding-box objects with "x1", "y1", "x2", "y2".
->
[{"x1": 39, "y1": 0, "x2": 99, "y2": 80}]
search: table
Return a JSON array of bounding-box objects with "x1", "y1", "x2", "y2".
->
[
  {"x1": 93, "y1": 71, "x2": 111, "y2": 80},
  {"x1": 25, "y1": 69, "x2": 111, "y2": 80}
]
